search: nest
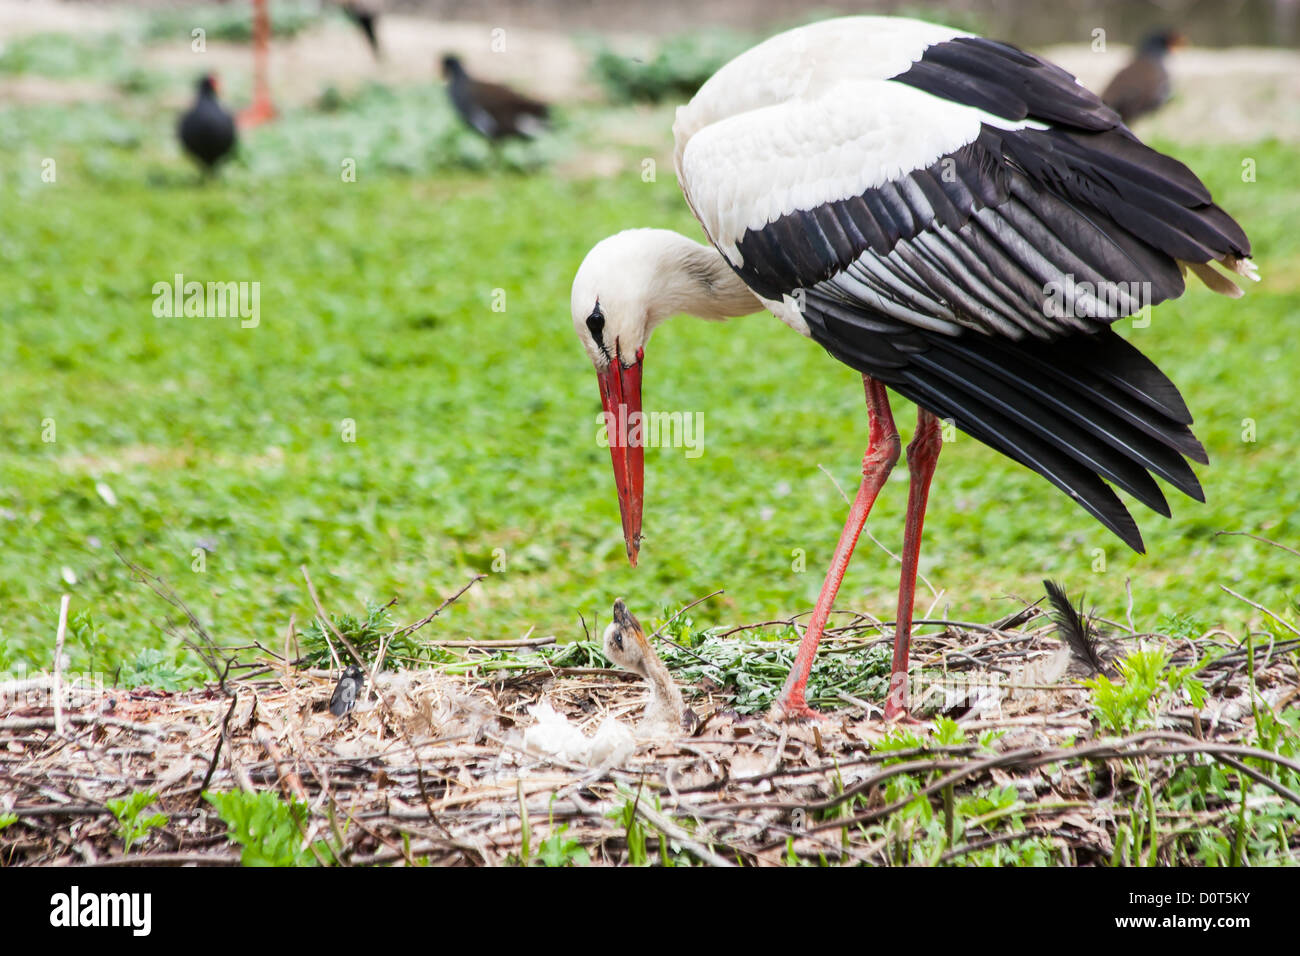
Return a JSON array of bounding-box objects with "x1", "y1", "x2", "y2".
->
[{"x1": 2, "y1": 581, "x2": 1298, "y2": 866}]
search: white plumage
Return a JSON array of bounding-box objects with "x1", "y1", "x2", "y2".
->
[{"x1": 673, "y1": 18, "x2": 1053, "y2": 261}]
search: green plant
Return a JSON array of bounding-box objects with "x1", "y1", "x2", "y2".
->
[
  {"x1": 107, "y1": 790, "x2": 168, "y2": 853},
  {"x1": 299, "y1": 600, "x2": 397, "y2": 670},
  {"x1": 70, "y1": 611, "x2": 109, "y2": 677},
  {"x1": 513, "y1": 791, "x2": 590, "y2": 867},
  {"x1": 1084, "y1": 647, "x2": 1169, "y2": 734},
  {"x1": 204, "y1": 790, "x2": 336, "y2": 866},
  {"x1": 606, "y1": 790, "x2": 694, "y2": 866},
  {"x1": 650, "y1": 627, "x2": 893, "y2": 714},
  {"x1": 932, "y1": 716, "x2": 965, "y2": 746},
  {"x1": 1085, "y1": 645, "x2": 1212, "y2": 735},
  {"x1": 537, "y1": 821, "x2": 590, "y2": 867},
  {"x1": 0, "y1": 31, "x2": 130, "y2": 78},
  {"x1": 0, "y1": 813, "x2": 16, "y2": 831},
  {"x1": 611, "y1": 796, "x2": 651, "y2": 866},
  {"x1": 119, "y1": 647, "x2": 204, "y2": 691}
]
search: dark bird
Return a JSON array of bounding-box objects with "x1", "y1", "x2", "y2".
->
[
  {"x1": 342, "y1": 1, "x2": 380, "y2": 58},
  {"x1": 1102, "y1": 29, "x2": 1187, "y2": 125},
  {"x1": 569, "y1": 16, "x2": 1255, "y2": 722},
  {"x1": 178, "y1": 74, "x2": 237, "y2": 173},
  {"x1": 329, "y1": 665, "x2": 366, "y2": 717},
  {"x1": 441, "y1": 54, "x2": 550, "y2": 141}
]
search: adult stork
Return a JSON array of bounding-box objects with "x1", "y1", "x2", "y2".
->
[{"x1": 569, "y1": 16, "x2": 1255, "y2": 721}]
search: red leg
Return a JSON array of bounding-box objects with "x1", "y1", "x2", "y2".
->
[
  {"x1": 238, "y1": 0, "x2": 277, "y2": 129},
  {"x1": 772, "y1": 376, "x2": 899, "y2": 720},
  {"x1": 884, "y1": 408, "x2": 942, "y2": 721}
]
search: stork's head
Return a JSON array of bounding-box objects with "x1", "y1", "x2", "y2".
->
[
  {"x1": 571, "y1": 230, "x2": 668, "y2": 567},
  {"x1": 572, "y1": 228, "x2": 758, "y2": 567}
]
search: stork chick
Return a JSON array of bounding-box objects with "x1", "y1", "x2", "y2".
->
[{"x1": 603, "y1": 599, "x2": 698, "y2": 733}]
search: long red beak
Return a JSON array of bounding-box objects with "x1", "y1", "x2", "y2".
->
[{"x1": 596, "y1": 350, "x2": 644, "y2": 566}]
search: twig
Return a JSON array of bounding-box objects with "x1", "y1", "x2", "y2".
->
[
  {"x1": 116, "y1": 550, "x2": 235, "y2": 691},
  {"x1": 53, "y1": 594, "x2": 70, "y2": 737},
  {"x1": 198, "y1": 691, "x2": 239, "y2": 801},
  {"x1": 391, "y1": 574, "x2": 487, "y2": 639},
  {"x1": 1124, "y1": 577, "x2": 1136, "y2": 635},
  {"x1": 1219, "y1": 585, "x2": 1300, "y2": 637},
  {"x1": 428, "y1": 636, "x2": 558, "y2": 649},
  {"x1": 935, "y1": 827, "x2": 1056, "y2": 865},
  {"x1": 647, "y1": 590, "x2": 724, "y2": 666},
  {"x1": 78, "y1": 853, "x2": 241, "y2": 867},
  {"x1": 1214, "y1": 530, "x2": 1300, "y2": 558},
  {"x1": 255, "y1": 725, "x2": 308, "y2": 802}
]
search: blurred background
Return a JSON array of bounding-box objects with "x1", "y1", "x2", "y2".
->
[{"x1": 0, "y1": 1, "x2": 1296, "y2": 681}]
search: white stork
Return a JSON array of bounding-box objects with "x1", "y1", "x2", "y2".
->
[{"x1": 569, "y1": 16, "x2": 1256, "y2": 721}]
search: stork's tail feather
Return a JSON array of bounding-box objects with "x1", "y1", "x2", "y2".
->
[{"x1": 886, "y1": 325, "x2": 1205, "y2": 553}]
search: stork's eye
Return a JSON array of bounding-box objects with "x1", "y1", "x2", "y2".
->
[{"x1": 586, "y1": 305, "x2": 606, "y2": 348}]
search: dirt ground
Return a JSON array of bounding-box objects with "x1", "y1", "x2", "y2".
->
[{"x1": 3, "y1": 0, "x2": 1299, "y2": 142}]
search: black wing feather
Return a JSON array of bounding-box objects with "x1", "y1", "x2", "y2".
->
[{"x1": 721, "y1": 35, "x2": 1250, "y2": 551}]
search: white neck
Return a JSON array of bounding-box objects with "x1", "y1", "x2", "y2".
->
[{"x1": 644, "y1": 232, "x2": 762, "y2": 326}]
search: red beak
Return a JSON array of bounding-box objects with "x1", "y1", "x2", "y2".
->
[{"x1": 596, "y1": 349, "x2": 644, "y2": 566}]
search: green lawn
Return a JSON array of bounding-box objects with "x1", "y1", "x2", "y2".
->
[{"x1": 1, "y1": 88, "x2": 1298, "y2": 676}]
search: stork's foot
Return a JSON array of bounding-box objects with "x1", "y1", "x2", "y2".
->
[
  {"x1": 238, "y1": 98, "x2": 277, "y2": 130},
  {"x1": 769, "y1": 693, "x2": 827, "y2": 722},
  {"x1": 882, "y1": 674, "x2": 920, "y2": 724},
  {"x1": 883, "y1": 703, "x2": 923, "y2": 725}
]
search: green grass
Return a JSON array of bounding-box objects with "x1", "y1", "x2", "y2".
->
[{"x1": 1, "y1": 84, "x2": 1297, "y2": 675}]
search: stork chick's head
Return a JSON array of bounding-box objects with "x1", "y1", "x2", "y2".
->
[
  {"x1": 603, "y1": 598, "x2": 699, "y2": 733},
  {"x1": 602, "y1": 598, "x2": 652, "y2": 677}
]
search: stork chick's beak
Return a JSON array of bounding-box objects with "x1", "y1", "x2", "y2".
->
[
  {"x1": 612, "y1": 597, "x2": 640, "y2": 631},
  {"x1": 596, "y1": 350, "x2": 644, "y2": 566}
]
